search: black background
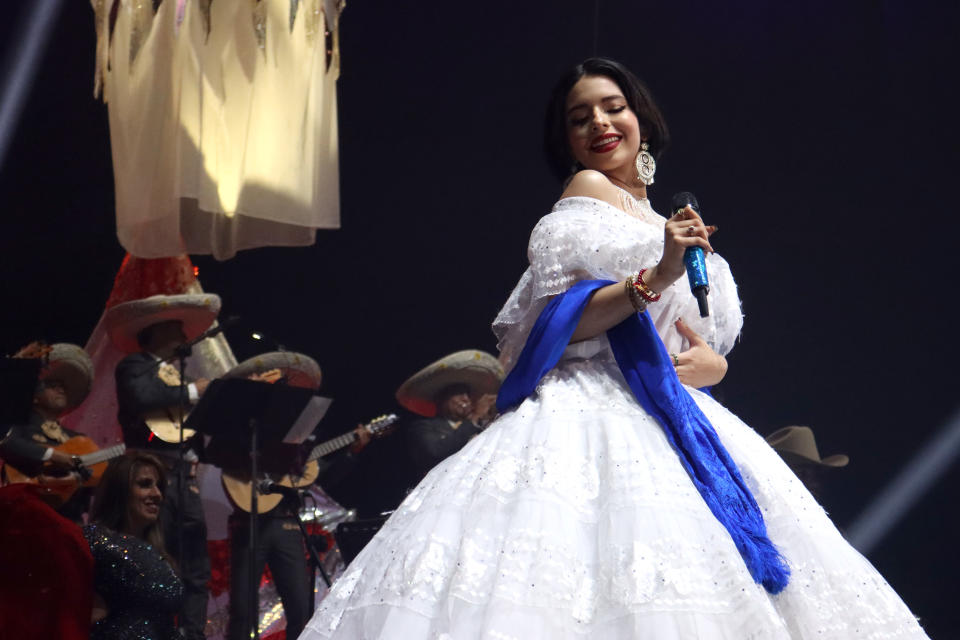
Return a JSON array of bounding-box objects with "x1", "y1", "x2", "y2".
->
[{"x1": 0, "y1": 1, "x2": 957, "y2": 635}]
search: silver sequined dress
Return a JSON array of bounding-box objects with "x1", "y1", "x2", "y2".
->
[
  {"x1": 300, "y1": 197, "x2": 929, "y2": 639},
  {"x1": 84, "y1": 523, "x2": 183, "y2": 640}
]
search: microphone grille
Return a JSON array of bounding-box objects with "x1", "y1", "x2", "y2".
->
[{"x1": 670, "y1": 191, "x2": 700, "y2": 214}]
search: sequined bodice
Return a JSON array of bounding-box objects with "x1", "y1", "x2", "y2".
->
[{"x1": 83, "y1": 523, "x2": 183, "y2": 640}]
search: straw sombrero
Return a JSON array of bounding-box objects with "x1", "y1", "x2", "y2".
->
[
  {"x1": 224, "y1": 351, "x2": 322, "y2": 390},
  {"x1": 765, "y1": 426, "x2": 849, "y2": 467},
  {"x1": 396, "y1": 350, "x2": 504, "y2": 417},
  {"x1": 39, "y1": 343, "x2": 94, "y2": 412},
  {"x1": 104, "y1": 294, "x2": 221, "y2": 353}
]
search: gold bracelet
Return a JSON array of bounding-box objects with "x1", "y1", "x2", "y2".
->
[{"x1": 625, "y1": 277, "x2": 648, "y2": 312}]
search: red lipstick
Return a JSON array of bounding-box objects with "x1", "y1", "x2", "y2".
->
[{"x1": 590, "y1": 134, "x2": 622, "y2": 153}]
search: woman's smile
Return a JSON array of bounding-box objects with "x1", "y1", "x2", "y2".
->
[{"x1": 590, "y1": 133, "x2": 622, "y2": 152}]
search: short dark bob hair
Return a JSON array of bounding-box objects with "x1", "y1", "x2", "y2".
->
[{"x1": 543, "y1": 57, "x2": 670, "y2": 182}]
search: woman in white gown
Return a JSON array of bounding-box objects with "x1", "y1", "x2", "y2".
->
[{"x1": 300, "y1": 58, "x2": 929, "y2": 639}]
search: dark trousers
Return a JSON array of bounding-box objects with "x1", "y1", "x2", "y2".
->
[
  {"x1": 161, "y1": 471, "x2": 211, "y2": 640},
  {"x1": 227, "y1": 513, "x2": 310, "y2": 640}
]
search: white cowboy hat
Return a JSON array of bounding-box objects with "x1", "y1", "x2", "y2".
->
[
  {"x1": 765, "y1": 426, "x2": 849, "y2": 467},
  {"x1": 103, "y1": 293, "x2": 221, "y2": 353},
  {"x1": 396, "y1": 350, "x2": 504, "y2": 417},
  {"x1": 39, "y1": 343, "x2": 94, "y2": 412},
  {"x1": 224, "y1": 351, "x2": 322, "y2": 390}
]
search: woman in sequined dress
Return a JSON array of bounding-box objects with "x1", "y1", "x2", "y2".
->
[
  {"x1": 84, "y1": 452, "x2": 183, "y2": 640},
  {"x1": 299, "y1": 58, "x2": 929, "y2": 639}
]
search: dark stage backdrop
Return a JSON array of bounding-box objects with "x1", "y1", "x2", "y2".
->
[{"x1": 0, "y1": 1, "x2": 956, "y2": 634}]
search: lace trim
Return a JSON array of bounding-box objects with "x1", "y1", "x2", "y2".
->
[{"x1": 615, "y1": 186, "x2": 666, "y2": 229}]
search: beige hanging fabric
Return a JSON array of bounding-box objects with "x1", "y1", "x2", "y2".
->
[{"x1": 92, "y1": 0, "x2": 343, "y2": 260}]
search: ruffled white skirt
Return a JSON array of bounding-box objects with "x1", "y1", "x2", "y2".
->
[{"x1": 300, "y1": 357, "x2": 928, "y2": 639}]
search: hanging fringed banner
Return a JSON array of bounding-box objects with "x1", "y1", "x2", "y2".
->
[{"x1": 91, "y1": 0, "x2": 344, "y2": 260}]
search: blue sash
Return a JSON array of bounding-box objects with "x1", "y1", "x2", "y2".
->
[{"x1": 497, "y1": 279, "x2": 789, "y2": 594}]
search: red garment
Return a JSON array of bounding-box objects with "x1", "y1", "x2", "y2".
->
[
  {"x1": 0, "y1": 484, "x2": 93, "y2": 639},
  {"x1": 105, "y1": 254, "x2": 198, "y2": 309}
]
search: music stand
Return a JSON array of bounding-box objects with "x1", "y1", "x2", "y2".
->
[{"x1": 185, "y1": 378, "x2": 319, "y2": 640}]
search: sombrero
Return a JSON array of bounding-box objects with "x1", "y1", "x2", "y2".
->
[
  {"x1": 103, "y1": 294, "x2": 221, "y2": 353},
  {"x1": 224, "y1": 351, "x2": 322, "y2": 390},
  {"x1": 39, "y1": 343, "x2": 94, "y2": 412},
  {"x1": 765, "y1": 426, "x2": 849, "y2": 467},
  {"x1": 396, "y1": 350, "x2": 504, "y2": 417}
]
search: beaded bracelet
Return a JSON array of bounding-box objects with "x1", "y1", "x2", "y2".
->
[
  {"x1": 624, "y1": 278, "x2": 648, "y2": 312},
  {"x1": 633, "y1": 268, "x2": 661, "y2": 303}
]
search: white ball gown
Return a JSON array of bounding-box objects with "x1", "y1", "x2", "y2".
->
[{"x1": 300, "y1": 196, "x2": 929, "y2": 639}]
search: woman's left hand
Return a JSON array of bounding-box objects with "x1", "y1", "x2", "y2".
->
[{"x1": 672, "y1": 318, "x2": 728, "y2": 388}]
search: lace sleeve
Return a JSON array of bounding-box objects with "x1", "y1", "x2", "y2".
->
[
  {"x1": 493, "y1": 199, "x2": 659, "y2": 371},
  {"x1": 492, "y1": 197, "x2": 743, "y2": 371}
]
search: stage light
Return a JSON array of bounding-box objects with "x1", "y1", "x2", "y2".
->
[
  {"x1": 0, "y1": 0, "x2": 65, "y2": 171},
  {"x1": 847, "y1": 407, "x2": 960, "y2": 555}
]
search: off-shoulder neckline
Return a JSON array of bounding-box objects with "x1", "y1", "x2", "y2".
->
[{"x1": 552, "y1": 195, "x2": 665, "y2": 227}]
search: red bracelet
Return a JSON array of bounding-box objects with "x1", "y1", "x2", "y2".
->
[{"x1": 633, "y1": 268, "x2": 662, "y2": 302}]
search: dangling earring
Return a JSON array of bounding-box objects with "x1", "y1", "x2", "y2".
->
[{"x1": 635, "y1": 141, "x2": 656, "y2": 186}]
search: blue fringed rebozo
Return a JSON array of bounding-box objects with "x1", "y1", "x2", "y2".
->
[{"x1": 496, "y1": 279, "x2": 790, "y2": 594}]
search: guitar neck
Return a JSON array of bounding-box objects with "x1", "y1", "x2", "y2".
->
[
  {"x1": 302, "y1": 415, "x2": 397, "y2": 464},
  {"x1": 80, "y1": 444, "x2": 126, "y2": 467},
  {"x1": 306, "y1": 432, "x2": 356, "y2": 462}
]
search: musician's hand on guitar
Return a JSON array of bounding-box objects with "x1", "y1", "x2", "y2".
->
[
  {"x1": 350, "y1": 424, "x2": 371, "y2": 453},
  {"x1": 194, "y1": 378, "x2": 210, "y2": 396},
  {"x1": 37, "y1": 471, "x2": 81, "y2": 485},
  {"x1": 49, "y1": 449, "x2": 77, "y2": 469}
]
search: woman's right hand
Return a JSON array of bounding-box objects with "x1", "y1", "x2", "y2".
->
[{"x1": 646, "y1": 205, "x2": 716, "y2": 293}]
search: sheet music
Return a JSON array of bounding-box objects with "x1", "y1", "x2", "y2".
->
[{"x1": 283, "y1": 395, "x2": 333, "y2": 444}]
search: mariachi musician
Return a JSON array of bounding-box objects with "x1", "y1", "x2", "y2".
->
[
  {"x1": 0, "y1": 342, "x2": 96, "y2": 520},
  {"x1": 106, "y1": 292, "x2": 220, "y2": 640},
  {"x1": 218, "y1": 351, "x2": 372, "y2": 640},
  {"x1": 765, "y1": 425, "x2": 849, "y2": 502},
  {"x1": 395, "y1": 350, "x2": 503, "y2": 488},
  {"x1": 0, "y1": 342, "x2": 99, "y2": 639}
]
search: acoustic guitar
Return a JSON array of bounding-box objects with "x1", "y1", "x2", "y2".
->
[
  {"x1": 2, "y1": 436, "x2": 126, "y2": 505},
  {"x1": 222, "y1": 414, "x2": 398, "y2": 514},
  {"x1": 144, "y1": 368, "x2": 283, "y2": 443}
]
